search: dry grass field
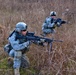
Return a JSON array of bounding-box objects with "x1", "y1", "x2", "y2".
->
[{"x1": 0, "y1": 0, "x2": 76, "y2": 75}]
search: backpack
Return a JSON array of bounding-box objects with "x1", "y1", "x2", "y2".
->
[
  {"x1": 4, "y1": 43, "x2": 12, "y2": 54},
  {"x1": 4, "y1": 30, "x2": 15, "y2": 54}
]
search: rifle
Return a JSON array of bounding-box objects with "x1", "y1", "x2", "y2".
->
[
  {"x1": 16, "y1": 32, "x2": 63, "y2": 50},
  {"x1": 54, "y1": 18, "x2": 67, "y2": 27},
  {"x1": 16, "y1": 32, "x2": 62, "y2": 43}
]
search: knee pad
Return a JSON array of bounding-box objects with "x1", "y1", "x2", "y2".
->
[{"x1": 14, "y1": 51, "x2": 22, "y2": 59}]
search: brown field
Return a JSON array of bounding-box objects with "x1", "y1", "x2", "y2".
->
[{"x1": 0, "y1": 0, "x2": 76, "y2": 75}]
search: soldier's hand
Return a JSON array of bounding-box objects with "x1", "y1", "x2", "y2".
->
[
  {"x1": 26, "y1": 41, "x2": 31, "y2": 46},
  {"x1": 40, "y1": 39, "x2": 45, "y2": 43}
]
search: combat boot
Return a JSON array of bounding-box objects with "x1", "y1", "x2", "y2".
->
[{"x1": 14, "y1": 68, "x2": 20, "y2": 75}]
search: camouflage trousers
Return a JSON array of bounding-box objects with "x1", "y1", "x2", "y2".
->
[{"x1": 8, "y1": 50, "x2": 30, "y2": 69}]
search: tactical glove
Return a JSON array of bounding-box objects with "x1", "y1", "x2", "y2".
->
[
  {"x1": 38, "y1": 39, "x2": 45, "y2": 46},
  {"x1": 25, "y1": 41, "x2": 31, "y2": 47},
  {"x1": 40, "y1": 39, "x2": 45, "y2": 43}
]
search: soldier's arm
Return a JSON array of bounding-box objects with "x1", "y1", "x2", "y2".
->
[{"x1": 8, "y1": 33, "x2": 30, "y2": 51}]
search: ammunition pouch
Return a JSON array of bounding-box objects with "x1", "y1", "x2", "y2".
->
[{"x1": 21, "y1": 47, "x2": 29, "y2": 54}]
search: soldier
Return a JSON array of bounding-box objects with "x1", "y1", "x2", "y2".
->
[
  {"x1": 4, "y1": 22, "x2": 32, "y2": 75},
  {"x1": 42, "y1": 11, "x2": 66, "y2": 37},
  {"x1": 42, "y1": 11, "x2": 57, "y2": 36},
  {"x1": 4, "y1": 22, "x2": 45, "y2": 75}
]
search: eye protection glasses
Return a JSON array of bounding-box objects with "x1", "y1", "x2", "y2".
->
[{"x1": 22, "y1": 30, "x2": 27, "y2": 31}]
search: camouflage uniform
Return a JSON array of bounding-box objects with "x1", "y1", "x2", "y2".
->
[
  {"x1": 4, "y1": 22, "x2": 30, "y2": 69},
  {"x1": 8, "y1": 31, "x2": 30, "y2": 69},
  {"x1": 42, "y1": 11, "x2": 57, "y2": 35},
  {"x1": 42, "y1": 16, "x2": 56, "y2": 34}
]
